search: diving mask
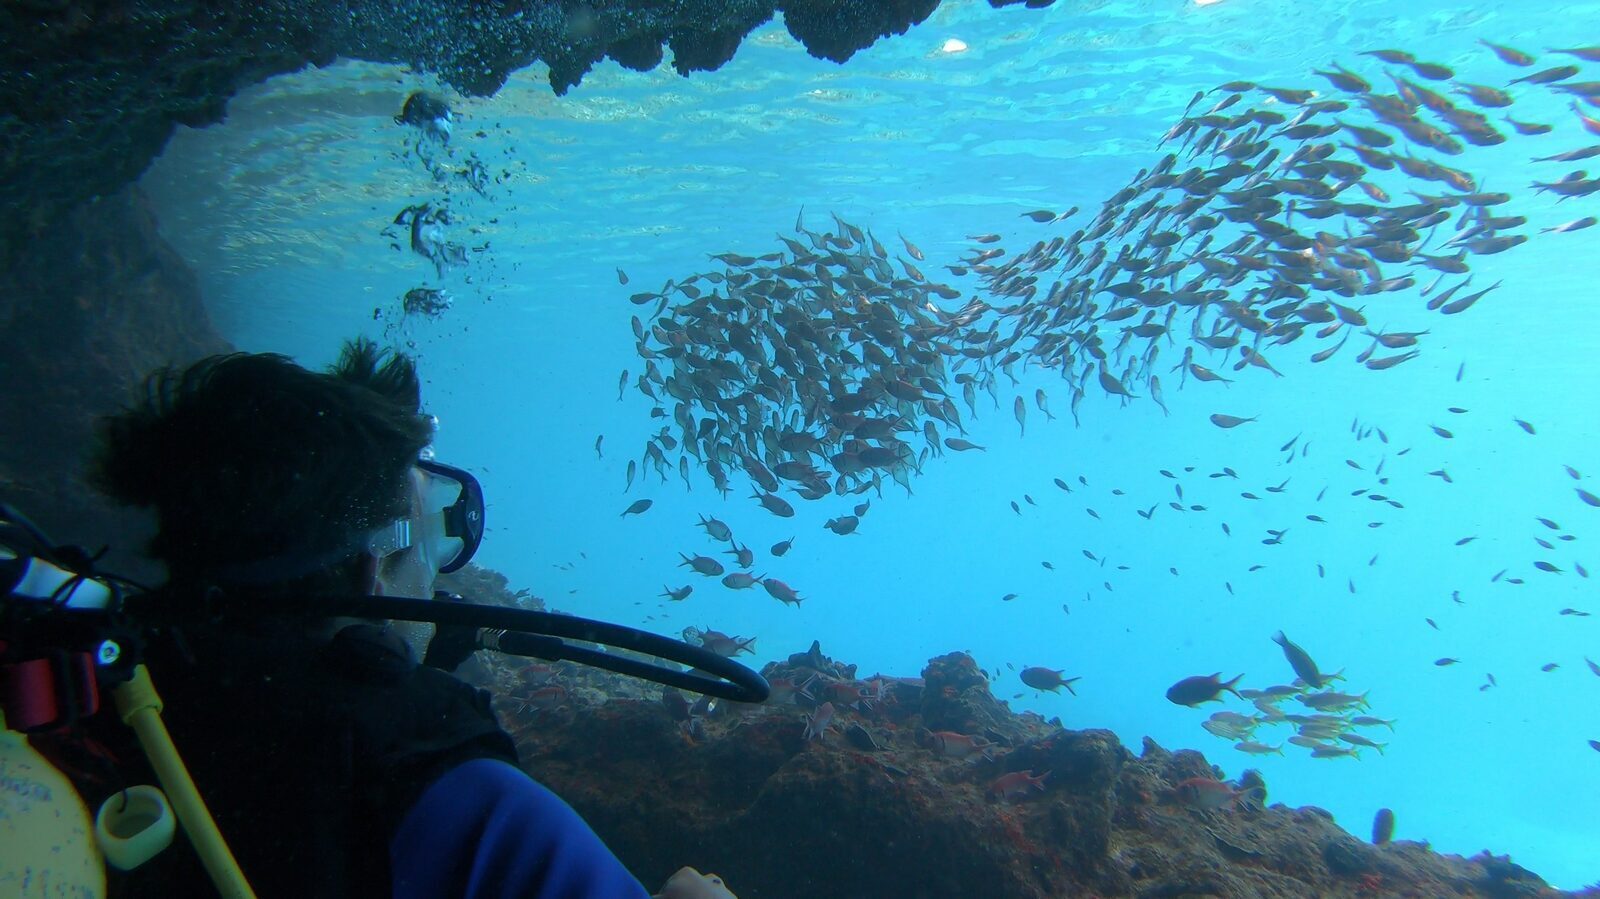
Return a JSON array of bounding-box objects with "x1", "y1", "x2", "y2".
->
[{"x1": 365, "y1": 460, "x2": 484, "y2": 598}]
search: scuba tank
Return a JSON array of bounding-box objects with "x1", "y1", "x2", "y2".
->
[
  {"x1": 2, "y1": 505, "x2": 247, "y2": 896},
  {"x1": 2, "y1": 498, "x2": 765, "y2": 897},
  {"x1": 0, "y1": 708, "x2": 105, "y2": 897}
]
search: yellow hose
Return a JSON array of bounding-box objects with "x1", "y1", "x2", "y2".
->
[{"x1": 112, "y1": 665, "x2": 256, "y2": 899}]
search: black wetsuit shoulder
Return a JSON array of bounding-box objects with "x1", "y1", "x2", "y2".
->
[{"x1": 99, "y1": 621, "x2": 517, "y2": 898}]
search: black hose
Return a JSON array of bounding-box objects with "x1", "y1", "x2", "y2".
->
[{"x1": 314, "y1": 594, "x2": 769, "y2": 703}]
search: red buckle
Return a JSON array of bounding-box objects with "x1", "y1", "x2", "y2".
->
[{"x1": 0, "y1": 650, "x2": 100, "y2": 732}]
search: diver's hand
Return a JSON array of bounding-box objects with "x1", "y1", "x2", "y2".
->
[{"x1": 652, "y1": 866, "x2": 738, "y2": 899}]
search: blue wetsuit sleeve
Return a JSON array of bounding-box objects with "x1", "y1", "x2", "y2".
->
[{"x1": 391, "y1": 758, "x2": 652, "y2": 899}]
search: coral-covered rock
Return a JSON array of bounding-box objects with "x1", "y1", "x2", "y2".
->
[{"x1": 472, "y1": 643, "x2": 1579, "y2": 897}]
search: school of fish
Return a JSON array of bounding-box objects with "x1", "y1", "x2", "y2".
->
[
  {"x1": 606, "y1": 42, "x2": 1600, "y2": 758},
  {"x1": 623, "y1": 42, "x2": 1599, "y2": 511}
]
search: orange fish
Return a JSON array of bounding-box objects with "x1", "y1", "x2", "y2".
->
[
  {"x1": 988, "y1": 769, "x2": 1050, "y2": 801},
  {"x1": 765, "y1": 676, "x2": 813, "y2": 705},
  {"x1": 804, "y1": 701, "x2": 834, "y2": 741},
  {"x1": 820, "y1": 681, "x2": 866, "y2": 707},
  {"x1": 523, "y1": 685, "x2": 570, "y2": 712},
  {"x1": 926, "y1": 731, "x2": 991, "y2": 759}
]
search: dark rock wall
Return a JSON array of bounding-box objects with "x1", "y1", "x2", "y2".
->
[
  {"x1": 0, "y1": 0, "x2": 977, "y2": 568},
  {"x1": 500, "y1": 650, "x2": 1569, "y2": 898},
  {"x1": 0, "y1": 186, "x2": 227, "y2": 580},
  {"x1": 0, "y1": 0, "x2": 944, "y2": 238}
]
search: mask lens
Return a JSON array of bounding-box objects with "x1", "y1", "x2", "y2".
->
[
  {"x1": 366, "y1": 460, "x2": 483, "y2": 583},
  {"x1": 416, "y1": 460, "x2": 483, "y2": 573}
]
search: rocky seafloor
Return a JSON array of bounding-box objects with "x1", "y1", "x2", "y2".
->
[{"x1": 442, "y1": 571, "x2": 1585, "y2": 899}]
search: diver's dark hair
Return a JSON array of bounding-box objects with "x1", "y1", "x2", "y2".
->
[{"x1": 89, "y1": 338, "x2": 434, "y2": 588}]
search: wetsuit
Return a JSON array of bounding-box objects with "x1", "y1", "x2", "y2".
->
[{"x1": 89, "y1": 620, "x2": 649, "y2": 898}]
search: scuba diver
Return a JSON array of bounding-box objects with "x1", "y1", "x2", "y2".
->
[{"x1": 3, "y1": 339, "x2": 745, "y2": 897}]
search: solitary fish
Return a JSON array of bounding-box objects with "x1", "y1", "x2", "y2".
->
[
  {"x1": 1210, "y1": 413, "x2": 1257, "y2": 429},
  {"x1": 824, "y1": 515, "x2": 859, "y2": 536},
  {"x1": 1542, "y1": 216, "x2": 1597, "y2": 234},
  {"x1": 1166, "y1": 673, "x2": 1243, "y2": 707},
  {"x1": 1361, "y1": 49, "x2": 1414, "y2": 64},
  {"x1": 659, "y1": 584, "x2": 693, "y2": 601},
  {"x1": 803, "y1": 702, "x2": 834, "y2": 741},
  {"x1": 1035, "y1": 388, "x2": 1054, "y2": 421},
  {"x1": 698, "y1": 630, "x2": 756, "y2": 658},
  {"x1": 1019, "y1": 667, "x2": 1080, "y2": 695},
  {"x1": 751, "y1": 491, "x2": 795, "y2": 518},
  {"x1": 1406, "y1": 59, "x2": 1454, "y2": 80},
  {"x1": 1479, "y1": 40, "x2": 1534, "y2": 66},
  {"x1": 763, "y1": 578, "x2": 804, "y2": 607},
  {"x1": 1190, "y1": 364, "x2": 1233, "y2": 384},
  {"x1": 721, "y1": 571, "x2": 763, "y2": 590},
  {"x1": 1099, "y1": 365, "x2": 1135, "y2": 397},
  {"x1": 621, "y1": 499, "x2": 653, "y2": 517},
  {"x1": 697, "y1": 514, "x2": 733, "y2": 542},
  {"x1": 771, "y1": 536, "x2": 795, "y2": 557},
  {"x1": 724, "y1": 543, "x2": 754, "y2": 568},
  {"x1": 1172, "y1": 777, "x2": 1257, "y2": 810},
  {"x1": 1513, "y1": 64, "x2": 1579, "y2": 84},
  {"x1": 927, "y1": 731, "x2": 992, "y2": 759},
  {"x1": 679, "y1": 554, "x2": 725, "y2": 576},
  {"x1": 1372, "y1": 808, "x2": 1396, "y2": 844},
  {"x1": 1271, "y1": 631, "x2": 1328, "y2": 688},
  {"x1": 944, "y1": 438, "x2": 986, "y2": 452},
  {"x1": 1341, "y1": 733, "x2": 1388, "y2": 754},
  {"x1": 988, "y1": 769, "x2": 1050, "y2": 801},
  {"x1": 899, "y1": 232, "x2": 925, "y2": 261}
]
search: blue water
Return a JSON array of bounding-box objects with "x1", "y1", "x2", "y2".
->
[{"x1": 141, "y1": 0, "x2": 1600, "y2": 888}]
